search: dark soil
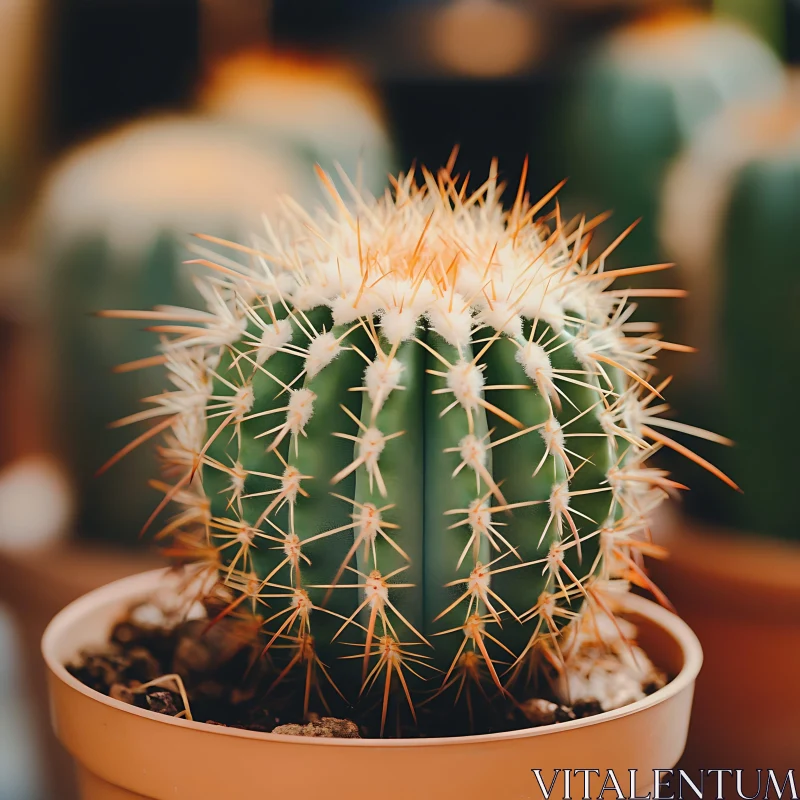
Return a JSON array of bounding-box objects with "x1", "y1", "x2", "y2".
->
[{"x1": 68, "y1": 602, "x2": 662, "y2": 739}]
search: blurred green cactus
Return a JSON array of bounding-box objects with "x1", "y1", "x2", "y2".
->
[
  {"x1": 108, "y1": 163, "x2": 718, "y2": 731},
  {"x1": 36, "y1": 117, "x2": 311, "y2": 544},
  {"x1": 560, "y1": 10, "x2": 784, "y2": 274},
  {"x1": 661, "y1": 91, "x2": 800, "y2": 541},
  {"x1": 201, "y1": 51, "x2": 396, "y2": 200}
]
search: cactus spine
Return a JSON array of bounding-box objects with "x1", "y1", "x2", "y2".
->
[{"x1": 106, "y1": 163, "x2": 722, "y2": 732}]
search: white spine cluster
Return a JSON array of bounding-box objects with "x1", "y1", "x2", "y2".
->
[
  {"x1": 305, "y1": 331, "x2": 341, "y2": 379},
  {"x1": 447, "y1": 361, "x2": 485, "y2": 413},
  {"x1": 256, "y1": 318, "x2": 293, "y2": 365},
  {"x1": 364, "y1": 356, "x2": 403, "y2": 413}
]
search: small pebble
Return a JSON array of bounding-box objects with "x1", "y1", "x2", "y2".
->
[
  {"x1": 130, "y1": 603, "x2": 168, "y2": 629},
  {"x1": 272, "y1": 717, "x2": 361, "y2": 738},
  {"x1": 520, "y1": 698, "x2": 560, "y2": 726},
  {"x1": 572, "y1": 700, "x2": 604, "y2": 719},
  {"x1": 554, "y1": 705, "x2": 576, "y2": 723},
  {"x1": 145, "y1": 691, "x2": 179, "y2": 716}
]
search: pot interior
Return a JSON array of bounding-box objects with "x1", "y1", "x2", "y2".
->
[
  {"x1": 46, "y1": 570, "x2": 692, "y2": 717},
  {"x1": 45, "y1": 570, "x2": 181, "y2": 667},
  {"x1": 623, "y1": 607, "x2": 685, "y2": 677}
]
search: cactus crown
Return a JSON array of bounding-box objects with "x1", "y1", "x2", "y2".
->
[{"x1": 106, "y1": 162, "x2": 725, "y2": 733}]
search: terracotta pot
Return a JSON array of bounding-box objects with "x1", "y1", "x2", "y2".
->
[
  {"x1": 0, "y1": 542, "x2": 162, "y2": 800},
  {"x1": 43, "y1": 570, "x2": 702, "y2": 800},
  {"x1": 650, "y1": 512, "x2": 800, "y2": 774}
]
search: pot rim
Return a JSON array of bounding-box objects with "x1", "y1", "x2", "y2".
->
[{"x1": 42, "y1": 568, "x2": 702, "y2": 748}]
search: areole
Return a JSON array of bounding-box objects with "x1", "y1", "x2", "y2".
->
[{"x1": 43, "y1": 569, "x2": 702, "y2": 800}]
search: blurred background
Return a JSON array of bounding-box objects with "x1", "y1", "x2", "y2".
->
[{"x1": 0, "y1": 0, "x2": 798, "y2": 797}]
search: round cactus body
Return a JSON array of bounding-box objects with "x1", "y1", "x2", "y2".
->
[
  {"x1": 110, "y1": 164, "x2": 707, "y2": 731},
  {"x1": 661, "y1": 88, "x2": 800, "y2": 541},
  {"x1": 201, "y1": 50, "x2": 396, "y2": 201},
  {"x1": 561, "y1": 10, "x2": 784, "y2": 271},
  {"x1": 36, "y1": 116, "x2": 312, "y2": 544}
]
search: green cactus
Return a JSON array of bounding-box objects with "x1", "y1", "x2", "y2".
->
[
  {"x1": 661, "y1": 94, "x2": 800, "y2": 541},
  {"x1": 36, "y1": 116, "x2": 313, "y2": 544},
  {"x1": 200, "y1": 51, "x2": 396, "y2": 201},
  {"x1": 107, "y1": 163, "x2": 721, "y2": 732},
  {"x1": 559, "y1": 10, "x2": 784, "y2": 274}
]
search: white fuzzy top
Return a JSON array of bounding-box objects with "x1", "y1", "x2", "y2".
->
[
  {"x1": 201, "y1": 52, "x2": 393, "y2": 192},
  {"x1": 36, "y1": 116, "x2": 310, "y2": 253},
  {"x1": 598, "y1": 13, "x2": 784, "y2": 138},
  {"x1": 606, "y1": 12, "x2": 783, "y2": 86},
  {"x1": 189, "y1": 166, "x2": 634, "y2": 355}
]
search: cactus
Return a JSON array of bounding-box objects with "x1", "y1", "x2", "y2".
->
[
  {"x1": 661, "y1": 90, "x2": 800, "y2": 541},
  {"x1": 105, "y1": 162, "x2": 729, "y2": 732},
  {"x1": 559, "y1": 9, "x2": 784, "y2": 274},
  {"x1": 36, "y1": 116, "x2": 312, "y2": 544},
  {"x1": 201, "y1": 50, "x2": 396, "y2": 200}
]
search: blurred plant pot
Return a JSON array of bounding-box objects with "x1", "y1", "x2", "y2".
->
[
  {"x1": 43, "y1": 569, "x2": 701, "y2": 800},
  {"x1": 651, "y1": 510, "x2": 800, "y2": 773},
  {"x1": 654, "y1": 85, "x2": 800, "y2": 775},
  {"x1": 0, "y1": 543, "x2": 161, "y2": 800}
]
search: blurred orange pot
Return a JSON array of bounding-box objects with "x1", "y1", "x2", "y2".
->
[
  {"x1": 651, "y1": 514, "x2": 800, "y2": 775},
  {"x1": 43, "y1": 570, "x2": 702, "y2": 800}
]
